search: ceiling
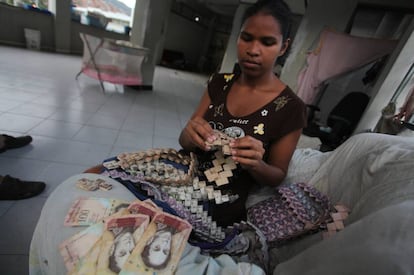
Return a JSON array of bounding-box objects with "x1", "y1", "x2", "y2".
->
[{"x1": 176, "y1": 0, "x2": 307, "y2": 17}]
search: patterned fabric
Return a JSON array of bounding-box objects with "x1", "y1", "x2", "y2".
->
[{"x1": 247, "y1": 182, "x2": 332, "y2": 246}]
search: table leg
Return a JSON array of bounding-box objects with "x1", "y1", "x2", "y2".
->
[{"x1": 83, "y1": 35, "x2": 106, "y2": 93}]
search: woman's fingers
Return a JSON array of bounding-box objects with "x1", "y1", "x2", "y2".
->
[
  {"x1": 233, "y1": 149, "x2": 263, "y2": 160},
  {"x1": 184, "y1": 126, "x2": 205, "y2": 149},
  {"x1": 185, "y1": 117, "x2": 215, "y2": 151},
  {"x1": 230, "y1": 136, "x2": 264, "y2": 166},
  {"x1": 230, "y1": 136, "x2": 264, "y2": 153}
]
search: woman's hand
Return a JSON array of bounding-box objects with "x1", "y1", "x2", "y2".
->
[
  {"x1": 230, "y1": 135, "x2": 265, "y2": 170},
  {"x1": 181, "y1": 116, "x2": 216, "y2": 151}
]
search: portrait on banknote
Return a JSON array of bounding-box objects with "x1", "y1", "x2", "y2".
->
[
  {"x1": 141, "y1": 222, "x2": 175, "y2": 269},
  {"x1": 120, "y1": 212, "x2": 192, "y2": 274},
  {"x1": 97, "y1": 214, "x2": 150, "y2": 274}
]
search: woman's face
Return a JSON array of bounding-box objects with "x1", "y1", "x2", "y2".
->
[
  {"x1": 113, "y1": 231, "x2": 135, "y2": 270},
  {"x1": 147, "y1": 230, "x2": 172, "y2": 266},
  {"x1": 237, "y1": 12, "x2": 288, "y2": 77}
]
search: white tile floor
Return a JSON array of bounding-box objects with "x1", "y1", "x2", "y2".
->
[{"x1": 0, "y1": 45, "x2": 208, "y2": 274}]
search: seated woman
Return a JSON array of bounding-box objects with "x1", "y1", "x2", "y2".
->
[{"x1": 85, "y1": 0, "x2": 306, "y2": 227}]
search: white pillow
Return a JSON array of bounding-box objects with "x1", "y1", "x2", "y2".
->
[
  {"x1": 283, "y1": 148, "x2": 331, "y2": 185},
  {"x1": 246, "y1": 148, "x2": 330, "y2": 208}
]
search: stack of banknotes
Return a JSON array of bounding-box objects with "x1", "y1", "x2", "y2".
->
[{"x1": 60, "y1": 197, "x2": 192, "y2": 274}]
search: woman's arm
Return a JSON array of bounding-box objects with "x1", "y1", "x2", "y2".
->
[
  {"x1": 230, "y1": 128, "x2": 302, "y2": 186},
  {"x1": 179, "y1": 90, "x2": 216, "y2": 152}
]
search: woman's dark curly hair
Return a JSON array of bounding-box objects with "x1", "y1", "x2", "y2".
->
[
  {"x1": 241, "y1": 0, "x2": 293, "y2": 64},
  {"x1": 242, "y1": 0, "x2": 293, "y2": 43}
]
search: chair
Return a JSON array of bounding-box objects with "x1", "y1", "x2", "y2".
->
[{"x1": 303, "y1": 91, "x2": 370, "y2": 151}]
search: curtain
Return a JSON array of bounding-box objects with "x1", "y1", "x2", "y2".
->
[{"x1": 296, "y1": 29, "x2": 398, "y2": 105}]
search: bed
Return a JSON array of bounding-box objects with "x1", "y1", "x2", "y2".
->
[{"x1": 30, "y1": 132, "x2": 414, "y2": 274}]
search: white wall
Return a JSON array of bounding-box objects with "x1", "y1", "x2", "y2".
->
[
  {"x1": 49, "y1": 0, "x2": 72, "y2": 53},
  {"x1": 280, "y1": 0, "x2": 358, "y2": 91},
  {"x1": 130, "y1": 0, "x2": 172, "y2": 87},
  {"x1": 219, "y1": 4, "x2": 248, "y2": 73},
  {"x1": 164, "y1": 13, "x2": 207, "y2": 68}
]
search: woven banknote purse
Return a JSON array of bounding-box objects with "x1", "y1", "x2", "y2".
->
[
  {"x1": 247, "y1": 182, "x2": 333, "y2": 246},
  {"x1": 101, "y1": 146, "x2": 242, "y2": 244}
]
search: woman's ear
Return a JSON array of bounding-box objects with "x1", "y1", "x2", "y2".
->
[{"x1": 279, "y1": 38, "x2": 291, "y2": 56}]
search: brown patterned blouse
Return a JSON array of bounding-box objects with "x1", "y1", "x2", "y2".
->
[
  {"x1": 201, "y1": 72, "x2": 307, "y2": 226},
  {"x1": 204, "y1": 72, "x2": 307, "y2": 161}
]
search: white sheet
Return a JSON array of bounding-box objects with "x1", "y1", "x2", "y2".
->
[
  {"x1": 246, "y1": 147, "x2": 330, "y2": 208},
  {"x1": 272, "y1": 133, "x2": 414, "y2": 274},
  {"x1": 309, "y1": 132, "x2": 414, "y2": 222},
  {"x1": 274, "y1": 201, "x2": 414, "y2": 275},
  {"x1": 29, "y1": 173, "x2": 265, "y2": 275}
]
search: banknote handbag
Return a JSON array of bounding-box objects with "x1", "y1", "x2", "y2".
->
[{"x1": 247, "y1": 182, "x2": 333, "y2": 246}]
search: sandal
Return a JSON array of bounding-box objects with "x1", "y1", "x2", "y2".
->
[{"x1": 0, "y1": 175, "x2": 46, "y2": 200}]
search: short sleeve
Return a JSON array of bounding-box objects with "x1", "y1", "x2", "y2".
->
[
  {"x1": 269, "y1": 88, "x2": 307, "y2": 143},
  {"x1": 207, "y1": 73, "x2": 236, "y2": 103}
]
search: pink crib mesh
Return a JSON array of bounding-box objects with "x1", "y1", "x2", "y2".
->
[{"x1": 79, "y1": 33, "x2": 148, "y2": 86}]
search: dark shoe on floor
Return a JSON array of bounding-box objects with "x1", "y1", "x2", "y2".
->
[
  {"x1": 0, "y1": 134, "x2": 33, "y2": 153},
  {"x1": 0, "y1": 135, "x2": 33, "y2": 153},
  {"x1": 0, "y1": 175, "x2": 46, "y2": 200}
]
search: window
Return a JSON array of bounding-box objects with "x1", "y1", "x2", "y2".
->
[
  {"x1": 1, "y1": 0, "x2": 49, "y2": 10},
  {"x1": 71, "y1": 0, "x2": 135, "y2": 34}
]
